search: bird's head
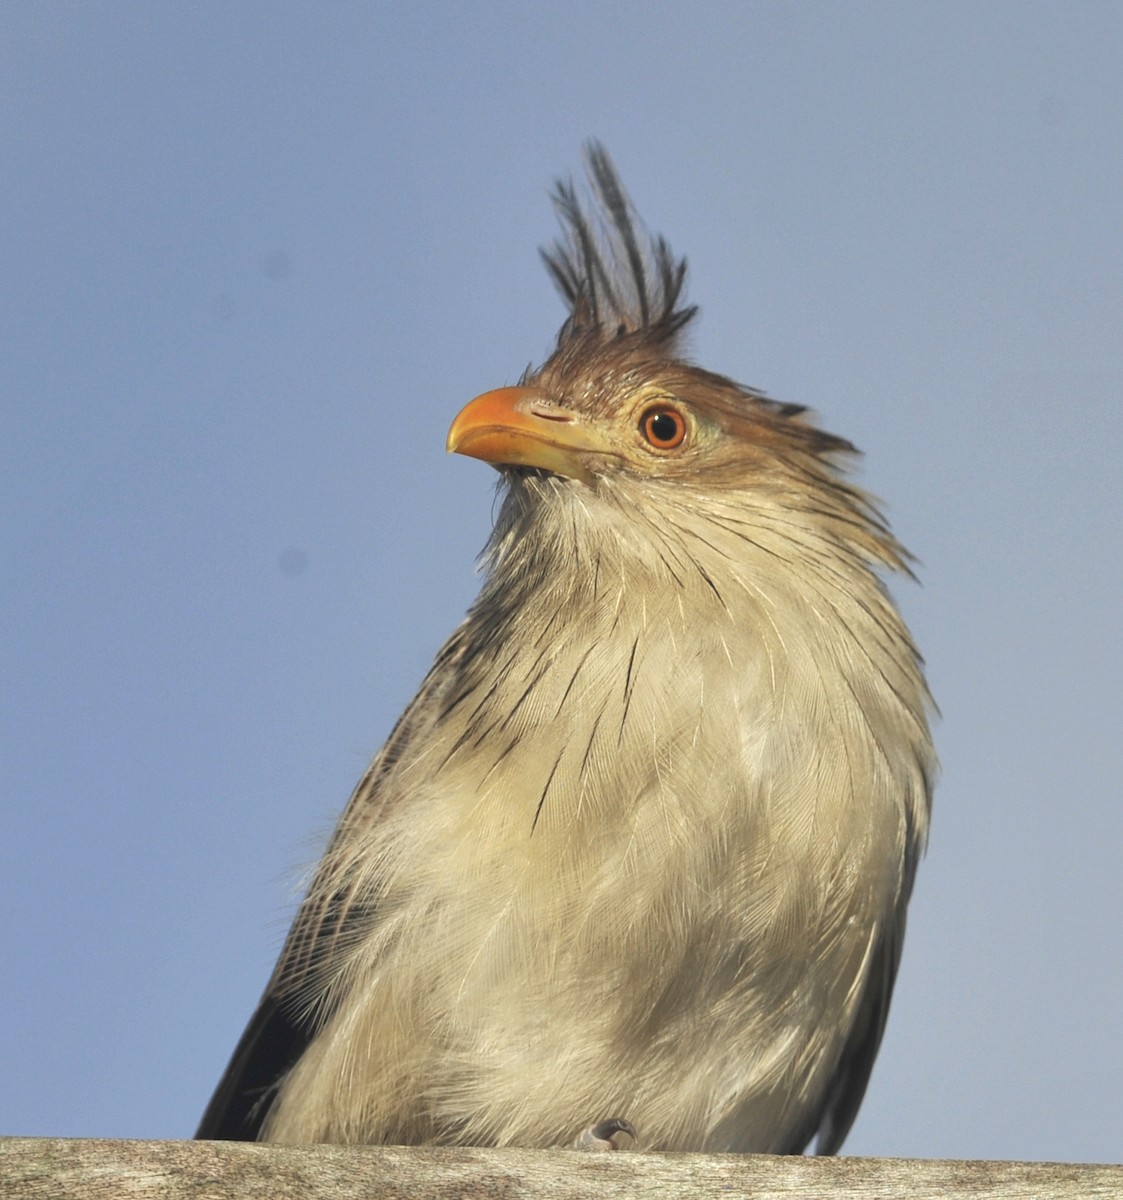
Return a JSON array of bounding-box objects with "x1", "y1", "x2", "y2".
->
[{"x1": 447, "y1": 143, "x2": 906, "y2": 581}]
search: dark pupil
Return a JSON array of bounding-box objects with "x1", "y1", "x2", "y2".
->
[{"x1": 648, "y1": 412, "x2": 677, "y2": 443}]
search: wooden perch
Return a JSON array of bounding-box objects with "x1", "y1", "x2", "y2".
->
[{"x1": 1, "y1": 1138, "x2": 1120, "y2": 1199}]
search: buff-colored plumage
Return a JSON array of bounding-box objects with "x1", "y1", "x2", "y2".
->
[{"x1": 198, "y1": 145, "x2": 935, "y2": 1154}]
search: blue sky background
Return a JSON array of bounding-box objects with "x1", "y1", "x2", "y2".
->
[{"x1": 3, "y1": 3, "x2": 1121, "y2": 1163}]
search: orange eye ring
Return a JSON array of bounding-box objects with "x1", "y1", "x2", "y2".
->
[{"x1": 639, "y1": 406, "x2": 687, "y2": 450}]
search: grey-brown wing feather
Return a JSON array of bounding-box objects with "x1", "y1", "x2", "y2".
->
[
  {"x1": 807, "y1": 902, "x2": 910, "y2": 1155},
  {"x1": 195, "y1": 630, "x2": 469, "y2": 1140}
]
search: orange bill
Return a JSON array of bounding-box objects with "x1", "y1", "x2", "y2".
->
[{"x1": 447, "y1": 387, "x2": 603, "y2": 483}]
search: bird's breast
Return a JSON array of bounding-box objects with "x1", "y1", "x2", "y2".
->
[{"x1": 269, "y1": 505, "x2": 930, "y2": 1148}]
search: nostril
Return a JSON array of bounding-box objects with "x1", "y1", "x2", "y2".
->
[{"x1": 529, "y1": 405, "x2": 574, "y2": 423}]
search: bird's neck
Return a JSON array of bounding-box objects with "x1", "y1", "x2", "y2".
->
[{"x1": 436, "y1": 473, "x2": 932, "y2": 847}]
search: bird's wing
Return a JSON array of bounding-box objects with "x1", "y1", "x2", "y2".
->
[
  {"x1": 809, "y1": 762, "x2": 929, "y2": 1157},
  {"x1": 806, "y1": 902, "x2": 909, "y2": 1155},
  {"x1": 195, "y1": 629, "x2": 469, "y2": 1140}
]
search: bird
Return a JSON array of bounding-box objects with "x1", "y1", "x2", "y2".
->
[{"x1": 196, "y1": 143, "x2": 935, "y2": 1155}]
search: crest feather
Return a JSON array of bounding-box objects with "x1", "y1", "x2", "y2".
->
[{"x1": 540, "y1": 142, "x2": 696, "y2": 351}]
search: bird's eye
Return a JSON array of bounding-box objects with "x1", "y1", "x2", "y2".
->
[{"x1": 639, "y1": 406, "x2": 687, "y2": 450}]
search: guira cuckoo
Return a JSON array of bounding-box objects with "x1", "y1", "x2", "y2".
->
[{"x1": 197, "y1": 145, "x2": 935, "y2": 1154}]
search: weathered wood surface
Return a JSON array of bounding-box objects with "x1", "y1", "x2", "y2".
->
[{"x1": 1, "y1": 1138, "x2": 1120, "y2": 1199}]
